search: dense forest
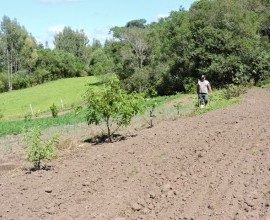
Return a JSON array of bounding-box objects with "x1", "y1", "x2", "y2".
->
[{"x1": 0, "y1": 0, "x2": 270, "y2": 96}]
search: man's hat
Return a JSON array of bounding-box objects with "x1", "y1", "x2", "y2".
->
[{"x1": 201, "y1": 75, "x2": 205, "y2": 79}]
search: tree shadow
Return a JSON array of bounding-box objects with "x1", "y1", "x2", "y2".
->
[
  {"x1": 86, "y1": 81, "x2": 104, "y2": 86},
  {"x1": 84, "y1": 133, "x2": 137, "y2": 145},
  {"x1": 24, "y1": 164, "x2": 53, "y2": 174}
]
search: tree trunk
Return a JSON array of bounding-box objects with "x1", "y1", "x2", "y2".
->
[
  {"x1": 7, "y1": 50, "x2": 13, "y2": 91},
  {"x1": 106, "y1": 118, "x2": 112, "y2": 142}
]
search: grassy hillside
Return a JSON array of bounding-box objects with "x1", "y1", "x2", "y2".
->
[{"x1": 0, "y1": 76, "x2": 100, "y2": 120}]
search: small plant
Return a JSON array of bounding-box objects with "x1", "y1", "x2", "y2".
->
[
  {"x1": 23, "y1": 127, "x2": 59, "y2": 170},
  {"x1": 174, "y1": 103, "x2": 182, "y2": 115},
  {"x1": 50, "y1": 103, "x2": 59, "y2": 118},
  {"x1": 24, "y1": 113, "x2": 32, "y2": 122},
  {"x1": 34, "y1": 109, "x2": 41, "y2": 118},
  {"x1": 74, "y1": 105, "x2": 83, "y2": 115},
  {"x1": 149, "y1": 102, "x2": 157, "y2": 127}
]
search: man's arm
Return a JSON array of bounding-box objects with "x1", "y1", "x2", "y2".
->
[
  {"x1": 197, "y1": 81, "x2": 200, "y2": 94},
  {"x1": 208, "y1": 83, "x2": 212, "y2": 93}
]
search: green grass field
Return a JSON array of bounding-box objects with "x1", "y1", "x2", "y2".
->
[{"x1": 0, "y1": 76, "x2": 100, "y2": 120}]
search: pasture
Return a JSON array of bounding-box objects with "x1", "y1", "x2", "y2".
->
[{"x1": 0, "y1": 76, "x2": 99, "y2": 120}]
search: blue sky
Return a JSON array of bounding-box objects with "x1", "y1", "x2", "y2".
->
[{"x1": 0, "y1": 0, "x2": 196, "y2": 47}]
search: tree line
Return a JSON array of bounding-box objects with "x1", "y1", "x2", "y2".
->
[{"x1": 1, "y1": 0, "x2": 270, "y2": 95}]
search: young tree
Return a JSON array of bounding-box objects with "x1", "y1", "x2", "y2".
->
[
  {"x1": 23, "y1": 127, "x2": 59, "y2": 170},
  {"x1": 84, "y1": 77, "x2": 143, "y2": 142}
]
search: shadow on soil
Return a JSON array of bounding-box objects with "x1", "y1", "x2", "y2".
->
[{"x1": 84, "y1": 133, "x2": 137, "y2": 145}]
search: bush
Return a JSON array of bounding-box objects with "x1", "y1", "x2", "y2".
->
[
  {"x1": 85, "y1": 77, "x2": 143, "y2": 142},
  {"x1": 50, "y1": 103, "x2": 59, "y2": 118},
  {"x1": 223, "y1": 84, "x2": 247, "y2": 100},
  {"x1": 183, "y1": 77, "x2": 197, "y2": 93},
  {"x1": 24, "y1": 113, "x2": 32, "y2": 122},
  {"x1": 257, "y1": 77, "x2": 270, "y2": 88},
  {"x1": 23, "y1": 127, "x2": 59, "y2": 170},
  {"x1": 12, "y1": 70, "x2": 31, "y2": 90}
]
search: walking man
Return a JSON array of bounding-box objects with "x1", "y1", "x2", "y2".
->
[{"x1": 197, "y1": 75, "x2": 212, "y2": 108}]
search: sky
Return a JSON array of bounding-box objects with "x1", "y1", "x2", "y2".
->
[{"x1": 0, "y1": 0, "x2": 196, "y2": 48}]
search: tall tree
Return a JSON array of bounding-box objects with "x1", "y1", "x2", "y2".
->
[
  {"x1": 189, "y1": 0, "x2": 263, "y2": 86},
  {"x1": 20, "y1": 36, "x2": 38, "y2": 72},
  {"x1": 0, "y1": 16, "x2": 29, "y2": 91},
  {"x1": 54, "y1": 26, "x2": 89, "y2": 61},
  {"x1": 126, "y1": 19, "x2": 147, "y2": 28},
  {"x1": 123, "y1": 27, "x2": 149, "y2": 69},
  {"x1": 109, "y1": 20, "x2": 152, "y2": 93}
]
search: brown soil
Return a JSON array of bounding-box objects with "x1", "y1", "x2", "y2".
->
[{"x1": 0, "y1": 87, "x2": 270, "y2": 220}]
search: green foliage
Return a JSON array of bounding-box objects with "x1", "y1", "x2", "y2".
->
[
  {"x1": 0, "y1": 76, "x2": 99, "y2": 120},
  {"x1": 73, "y1": 105, "x2": 83, "y2": 115},
  {"x1": 0, "y1": 73, "x2": 7, "y2": 92},
  {"x1": 126, "y1": 19, "x2": 147, "y2": 28},
  {"x1": 148, "y1": 102, "x2": 157, "y2": 127},
  {"x1": 36, "y1": 49, "x2": 87, "y2": 80},
  {"x1": 88, "y1": 48, "x2": 115, "y2": 75},
  {"x1": 23, "y1": 127, "x2": 59, "y2": 170},
  {"x1": 12, "y1": 70, "x2": 32, "y2": 90},
  {"x1": 0, "y1": 109, "x2": 86, "y2": 137},
  {"x1": 0, "y1": 109, "x2": 3, "y2": 120},
  {"x1": 191, "y1": 89, "x2": 240, "y2": 116},
  {"x1": 85, "y1": 77, "x2": 143, "y2": 142},
  {"x1": 222, "y1": 84, "x2": 247, "y2": 100},
  {"x1": 54, "y1": 26, "x2": 89, "y2": 61},
  {"x1": 257, "y1": 77, "x2": 270, "y2": 88},
  {"x1": 122, "y1": 67, "x2": 151, "y2": 93},
  {"x1": 2, "y1": 1, "x2": 270, "y2": 106},
  {"x1": 24, "y1": 113, "x2": 32, "y2": 122},
  {"x1": 183, "y1": 77, "x2": 197, "y2": 93},
  {"x1": 50, "y1": 103, "x2": 59, "y2": 118},
  {"x1": 174, "y1": 103, "x2": 182, "y2": 115}
]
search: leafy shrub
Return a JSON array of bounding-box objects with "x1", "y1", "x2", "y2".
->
[
  {"x1": 34, "y1": 109, "x2": 41, "y2": 118},
  {"x1": 0, "y1": 72, "x2": 8, "y2": 93},
  {"x1": 183, "y1": 77, "x2": 197, "y2": 93},
  {"x1": 24, "y1": 113, "x2": 32, "y2": 122},
  {"x1": 223, "y1": 84, "x2": 247, "y2": 100},
  {"x1": 50, "y1": 103, "x2": 59, "y2": 118},
  {"x1": 23, "y1": 127, "x2": 59, "y2": 170},
  {"x1": 257, "y1": 77, "x2": 270, "y2": 88},
  {"x1": 74, "y1": 105, "x2": 83, "y2": 115},
  {"x1": 85, "y1": 77, "x2": 143, "y2": 142}
]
